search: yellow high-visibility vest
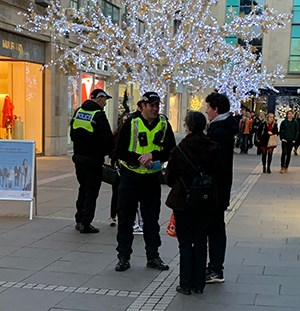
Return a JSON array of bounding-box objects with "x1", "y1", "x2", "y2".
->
[
  {"x1": 72, "y1": 108, "x2": 100, "y2": 132},
  {"x1": 120, "y1": 115, "x2": 167, "y2": 174}
]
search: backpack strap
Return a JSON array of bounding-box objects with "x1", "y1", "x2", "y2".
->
[
  {"x1": 177, "y1": 145, "x2": 204, "y2": 193},
  {"x1": 177, "y1": 145, "x2": 202, "y2": 174}
]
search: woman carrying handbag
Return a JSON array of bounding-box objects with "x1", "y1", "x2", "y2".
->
[
  {"x1": 256, "y1": 113, "x2": 278, "y2": 174},
  {"x1": 165, "y1": 111, "x2": 222, "y2": 295}
]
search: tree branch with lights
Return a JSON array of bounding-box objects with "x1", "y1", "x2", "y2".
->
[{"x1": 17, "y1": 0, "x2": 290, "y2": 110}]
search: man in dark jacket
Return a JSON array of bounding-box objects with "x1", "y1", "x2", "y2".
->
[
  {"x1": 70, "y1": 89, "x2": 114, "y2": 233},
  {"x1": 205, "y1": 92, "x2": 238, "y2": 283},
  {"x1": 279, "y1": 110, "x2": 299, "y2": 173}
]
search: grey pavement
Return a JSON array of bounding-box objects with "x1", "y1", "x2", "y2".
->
[{"x1": 0, "y1": 147, "x2": 300, "y2": 311}]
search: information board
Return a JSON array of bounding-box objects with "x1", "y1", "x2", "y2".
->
[{"x1": 0, "y1": 140, "x2": 36, "y2": 219}]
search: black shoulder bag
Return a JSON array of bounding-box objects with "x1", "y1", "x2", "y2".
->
[{"x1": 177, "y1": 145, "x2": 218, "y2": 210}]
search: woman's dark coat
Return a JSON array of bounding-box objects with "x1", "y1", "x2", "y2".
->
[
  {"x1": 165, "y1": 132, "x2": 222, "y2": 211},
  {"x1": 257, "y1": 121, "x2": 278, "y2": 148}
]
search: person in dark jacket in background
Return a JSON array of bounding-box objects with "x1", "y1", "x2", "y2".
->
[
  {"x1": 293, "y1": 111, "x2": 300, "y2": 155},
  {"x1": 165, "y1": 111, "x2": 222, "y2": 295},
  {"x1": 205, "y1": 92, "x2": 239, "y2": 284},
  {"x1": 70, "y1": 89, "x2": 114, "y2": 233},
  {"x1": 256, "y1": 113, "x2": 278, "y2": 174},
  {"x1": 279, "y1": 110, "x2": 299, "y2": 173}
]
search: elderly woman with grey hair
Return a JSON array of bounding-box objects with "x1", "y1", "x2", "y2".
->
[{"x1": 165, "y1": 111, "x2": 222, "y2": 295}]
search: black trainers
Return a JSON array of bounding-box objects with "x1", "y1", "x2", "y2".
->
[
  {"x1": 115, "y1": 259, "x2": 130, "y2": 272},
  {"x1": 176, "y1": 285, "x2": 191, "y2": 295},
  {"x1": 191, "y1": 287, "x2": 203, "y2": 294},
  {"x1": 80, "y1": 224, "x2": 100, "y2": 234},
  {"x1": 146, "y1": 257, "x2": 169, "y2": 271},
  {"x1": 206, "y1": 271, "x2": 225, "y2": 284},
  {"x1": 75, "y1": 223, "x2": 81, "y2": 231}
]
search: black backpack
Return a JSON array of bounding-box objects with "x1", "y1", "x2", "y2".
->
[{"x1": 177, "y1": 145, "x2": 218, "y2": 210}]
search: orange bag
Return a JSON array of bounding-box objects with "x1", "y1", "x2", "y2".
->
[{"x1": 166, "y1": 212, "x2": 176, "y2": 237}]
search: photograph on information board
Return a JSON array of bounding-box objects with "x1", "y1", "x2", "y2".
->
[{"x1": 0, "y1": 140, "x2": 35, "y2": 200}]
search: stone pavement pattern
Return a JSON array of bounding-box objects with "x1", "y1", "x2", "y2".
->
[{"x1": 0, "y1": 149, "x2": 299, "y2": 311}]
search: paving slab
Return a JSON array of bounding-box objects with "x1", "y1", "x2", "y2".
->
[{"x1": 0, "y1": 151, "x2": 300, "y2": 310}]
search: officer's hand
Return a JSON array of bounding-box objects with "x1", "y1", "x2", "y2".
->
[{"x1": 138, "y1": 153, "x2": 152, "y2": 166}]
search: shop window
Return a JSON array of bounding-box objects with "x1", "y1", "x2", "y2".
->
[
  {"x1": 169, "y1": 94, "x2": 180, "y2": 133},
  {"x1": 0, "y1": 61, "x2": 43, "y2": 153}
]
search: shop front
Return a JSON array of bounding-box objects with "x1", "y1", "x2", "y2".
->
[
  {"x1": 0, "y1": 30, "x2": 44, "y2": 154},
  {"x1": 67, "y1": 70, "x2": 113, "y2": 149}
]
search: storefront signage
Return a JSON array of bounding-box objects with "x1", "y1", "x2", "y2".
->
[{"x1": 0, "y1": 30, "x2": 45, "y2": 64}]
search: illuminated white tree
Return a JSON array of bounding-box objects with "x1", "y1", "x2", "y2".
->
[{"x1": 17, "y1": 0, "x2": 290, "y2": 109}]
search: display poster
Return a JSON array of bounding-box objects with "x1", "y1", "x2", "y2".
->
[{"x1": 0, "y1": 140, "x2": 35, "y2": 201}]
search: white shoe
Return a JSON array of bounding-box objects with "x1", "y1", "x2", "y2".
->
[
  {"x1": 133, "y1": 224, "x2": 143, "y2": 235},
  {"x1": 108, "y1": 217, "x2": 117, "y2": 227}
]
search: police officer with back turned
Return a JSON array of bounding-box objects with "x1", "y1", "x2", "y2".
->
[
  {"x1": 70, "y1": 89, "x2": 114, "y2": 233},
  {"x1": 115, "y1": 91, "x2": 176, "y2": 271}
]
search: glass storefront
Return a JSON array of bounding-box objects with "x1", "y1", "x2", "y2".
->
[
  {"x1": 67, "y1": 71, "x2": 108, "y2": 149},
  {"x1": 0, "y1": 59, "x2": 43, "y2": 153},
  {"x1": 169, "y1": 93, "x2": 180, "y2": 132}
]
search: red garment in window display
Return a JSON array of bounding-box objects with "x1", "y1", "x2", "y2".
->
[{"x1": 2, "y1": 96, "x2": 14, "y2": 128}]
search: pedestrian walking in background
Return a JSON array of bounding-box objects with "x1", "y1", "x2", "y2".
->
[
  {"x1": 256, "y1": 113, "x2": 278, "y2": 174},
  {"x1": 115, "y1": 91, "x2": 176, "y2": 272},
  {"x1": 248, "y1": 110, "x2": 257, "y2": 148},
  {"x1": 239, "y1": 112, "x2": 252, "y2": 154},
  {"x1": 233, "y1": 110, "x2": 242, "y2": 148},
  {"x1": 205, "y1": 92, "x2": 238, "y2": 284},
  {"x1": 165, "y1": 111, "x2": 222, "y2": 295},
  {"x1": 279, "y1": 110, "x2": 299, "y2": 173},
  {"x1": 253, "y1": 111, "x2": 266, "y2": 155},
  {"x1": 70, "y1": 89, "x2": 114, "y2": 233},
  {"x1": 293, "y1": 111, "x2": 300, "y2": 155}
]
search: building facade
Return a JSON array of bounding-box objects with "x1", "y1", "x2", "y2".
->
[
  {"x1": 215, "y1": 0, "x2": 300, "y2": 115},
  {"x1": 0, "y1": 0, "x2": 298, "y2": 156}
]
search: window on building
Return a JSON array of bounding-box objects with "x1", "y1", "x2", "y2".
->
[
  {"x1": 101, "y1": 0, "x2": 120, "y2": 25},
  {"x1": 289, "y1": 1, "x2": 300, "y2": 72},
  {"x1": 137, "y1": 19, "x2": 145, "y2": 36},
  {"x1": 70, "y1": 0, "x2": 80, "y2": 9},
  {"x1": 225, "y1": 0, "x2": 265, "y2": 57},
  {"x1": 173, "y1": 10, "x2": 182, "y2": 35}
]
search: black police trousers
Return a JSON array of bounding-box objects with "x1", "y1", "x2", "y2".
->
[
  {"x1": 73, "y1": 155, "x2": 103, "y2": 226},
  {"x1": 116, "y1": 169, "x2": 162, "y2": 261}
]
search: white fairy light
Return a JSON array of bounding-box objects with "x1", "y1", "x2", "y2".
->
[{"x1": 17, "y1": 0, "x2": 291, "y2": 109}]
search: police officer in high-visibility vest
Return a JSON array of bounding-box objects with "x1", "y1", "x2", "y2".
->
[
  {"x1": 70, "y1": 89, "x2": 114, "y2": 233},
  {"x1": 115, "y1": 91, "x2": 176, "y2": 271}
]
